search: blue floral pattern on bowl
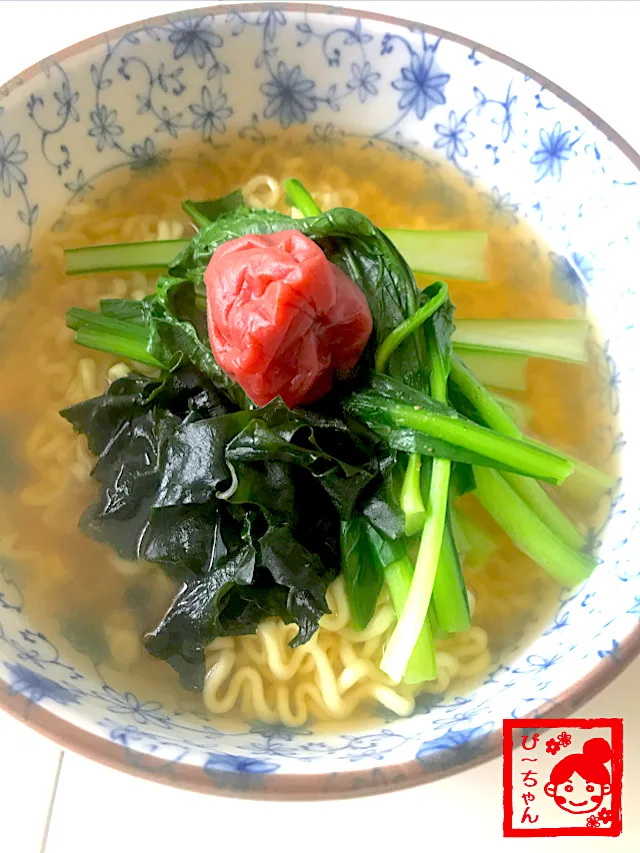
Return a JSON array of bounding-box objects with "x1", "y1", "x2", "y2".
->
[{"x1": 1, "y1": 3, "x2": 639, "y2": 797}]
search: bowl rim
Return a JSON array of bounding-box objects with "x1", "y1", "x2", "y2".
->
[{"x1": 1, "y1": 1, "x2": 639, "y2": 801}]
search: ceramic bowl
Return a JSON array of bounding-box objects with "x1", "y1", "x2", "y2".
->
[{"x1": 1, "y1": 3, "x2": 639, "y2": 800}]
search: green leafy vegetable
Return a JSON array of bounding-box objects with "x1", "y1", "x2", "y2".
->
[
  {"x1": 66, "y1": 307, "x2": 165, "y2": 368},
  {"x1": 375, "y1": 280, "x2": 448, "y2": 373},
  {"x1": 380, "y1": 286, "x2": 454, "y2": 681},
  {"x1": 454, "y1": 350, "x2": 528, "y2": 392},
  {"x1": 473, "y1": 466, "x2": 596, "y2": 586},
  {"x1": 400, "y1": 453, "x2": 426, "y2": 537},
  {"x1": 63, "y1": 227, "x2": 488, "y2": 283},
  {"x1": 387, "y1": 229, "x2": 487, "y2": 281},
  {"x1": 450, "y1": 355, "x2": 584, "y2": 548},
  {"x1": 182, "y1": 189, "x2": 245, "y2": 227},
  {"x1": 491, "y1": 392, "x2": 532, "y2": 431},
  {"x1": 452, "y1": 319, "x2": 589, "y2": 364},
  {"x1": 64, "y1": 240, "x2": 188, "y2": 276},
  {"x1": 340, "y1": 517, "x2": 383, "y2": 632},
  {"x1": 364, "y1": 525, "x2": 436, "y2": 683},
  {"x1": 431, "y1": 517, "x2": 471, "y2": 632},
  {"x1": 344, "y1": 376, "x2": 574, "y2": 485},
  {"x1": 284, "y1": 177, "x2": 322, "y2": 217},
  {"x1": 60, "y1": 180, "x2": 599, "y2": 696}
]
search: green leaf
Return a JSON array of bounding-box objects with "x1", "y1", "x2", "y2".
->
[
  {"x1": 340, "y1": 517, "x2": 383, "y2": 631},
  {"x1": 182, "y1": 190, "x2": 245, "y2": 227},
  {"x1": 380, "y1": 285, "x2": 455, "y2": 681},
  {"x1": 360, "y1": 456, "x2": 405, "y2": 540},
  {"x1": 99, "y1": 297, "x2": 150, "y2": 325},
  {"x1": 344, "y1": 383, "x2": 573, "y2": 485},
  {"x1": 375, "y1": 281, "x2": 448, "y2": 373},
  {"x1": 427, "y1": 283, "x2": 455, "y2": 387},
  {"x1": 449, "y1": 461, "x2": 476, "y2": 498},
  {"x1": 147, "y1": 278, "x2": 251, "y2": 409}
]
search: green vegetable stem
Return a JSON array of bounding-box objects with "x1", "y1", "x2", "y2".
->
[{"x1": 380, "y1": 288, "x2": 454, "y2": 682}]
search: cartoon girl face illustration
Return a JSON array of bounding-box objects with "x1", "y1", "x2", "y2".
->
[{"x1": 544, "y1": 737, "x2": 612, "y2": 814}]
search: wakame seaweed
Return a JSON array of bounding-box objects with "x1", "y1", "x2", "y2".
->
[{"x1": 61, "y1": 364, "x2": 390, "y2": 689}]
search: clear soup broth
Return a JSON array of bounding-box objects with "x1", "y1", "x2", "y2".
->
[{"x1": 0, "y1": 134, "x2": 613, "y2": 727}]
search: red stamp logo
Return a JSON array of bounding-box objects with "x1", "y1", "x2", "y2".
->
[{"x1": 503, "y1": 718, "x2": 623, "y2": 837}]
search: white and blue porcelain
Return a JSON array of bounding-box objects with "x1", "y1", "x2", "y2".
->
[{"x1": 1, "y1": 4, "x2": 639, "y2": 798}]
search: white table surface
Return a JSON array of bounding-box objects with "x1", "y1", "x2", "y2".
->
[{"x1": 1, "y1": 1, "x2": 639, "y2": 850}]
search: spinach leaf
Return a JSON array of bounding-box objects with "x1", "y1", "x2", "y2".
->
[
  {"x1": 170, "y1": 206, "x2": 292, "y2": 277},
  {"x1": 423, "y1": 281, "x2": 455, "y2": 380},
  {"x1": 182, "y1": 189, "x2": 245, "y2": 228},
  {"x1": 360, "y1": 454, "x2": 406, "y2": 540},
  {"x1": 366, "y1": 372, "x2": 456, "y2": 413},
  {"x1": 345, "y1": 383, "x2": 551, "y2": 476},
  {"x1": 148, "y1": 280, "x2": 250, "y2": 409},
  {"x1": 340, "y1": 516, "x2": 383, "y2": 632},
  {"x1": 450, "y1": 461, "x2": 477, "y2": 498},
  {"x1": 310, "y1": 212, "x2": 429, "y2": 389},
  {"x1": 100, "y1": 297, "x2": 150, "y2": 325},
  {"x1": 353, "y1": 415, "x2": 537, "y2": 474}
]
